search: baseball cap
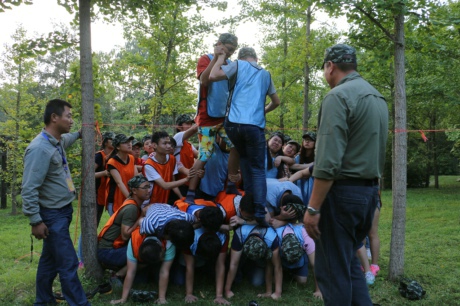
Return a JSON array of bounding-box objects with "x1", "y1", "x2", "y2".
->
[
  {"x1": 127, "y1": 175, "x2": 149, "y2": 190},
  {"x1": 286, "y1": 140, "x2": 300, "y2": 153},
  {"x1": 101, "y1": 131, "x2": 115, "y2": 141},
  {"x1": 132, "y1": 138, "x2": 143, "y2": 147},
  {"x1": 321, "y1": 44, "x2": 357, "y2": 69},
  {"x1": 302, "y1": 131, "x2": 317, "y2": 141},
  {"x1": 113, "y1": 133, "x2": 134, "y2": 147},
  {"x1": 243, "y1": 235, "x2": 272, "y2": 261},
  {"x1": 281, "y1": 233, "x2": 304, "y2": 264},
  {"x1": 176, "y1": 114, "x2": 194, "y2": 126}
]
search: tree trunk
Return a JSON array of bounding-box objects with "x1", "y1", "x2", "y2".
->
[
  {"x1": 389, "y1": 11, "x2": 407, "y2": 281},
  {"x1": 11, "y1": 60, "x2": 22, "y2": 216},
  {"x1": 431, "y1": 112, "x2": 439, "y2": 188},
  {"x1": 79, "y1": 0, "x2": 103, "y2": 280},
  {"x1": 303, "y1": 6, "x2": 312, "y2": 130}
]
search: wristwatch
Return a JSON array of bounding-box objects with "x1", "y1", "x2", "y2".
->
[{"x1": 307, "y1": 206, "x2": 320, "y2": 215}]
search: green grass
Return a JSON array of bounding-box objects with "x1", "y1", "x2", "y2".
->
[{"x1": 1, "y1": 176, "x2": 459, "y2": 305}]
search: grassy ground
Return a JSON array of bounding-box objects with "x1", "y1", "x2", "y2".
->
[{"x1": 1, "y1": 176, "x2": 459, "y2": 305}]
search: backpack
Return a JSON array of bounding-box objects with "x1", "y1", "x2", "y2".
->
[{"x1": 399, "y1": 277, "x2": 426, "y2": 300}]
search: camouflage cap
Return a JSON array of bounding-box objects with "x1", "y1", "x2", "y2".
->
[
  {"x1": 281, "y1": 233, "x2": 304, "y2": 264},
  {"x1": 243, "y1": 235, "x2": 272, "y2": 261},
  {"x1": 321, "y1": 44, "x2": 357, "y2": 69},
  {"x1": 238, "y1": 47, "x2": 257, "y2": 60},
  {"x1": 101, "y1": 131, "x2": 115, "y2": 141},
  {"x1": 218, "y1": 33, "x2": 238, "y2": 47},
  {"x1": 287, "y1": 140, "x2": 300, "y2": 153},
  {"x1": 176, "y1": 114, "x2": 194, "y2": 126},
  {"x1": 113, "y1": 133, "x2": 134, "y2": 147},
  {"x1": 128, "y1": 175, "x2": 149, "y2": 190},
  {"x1": 132, "y1": 138, "x2": 143, "y2": 147},
  {"x1": 302, "y1": 131, "x2": 317, "y2": 142},
  {"x1": 283, "y1": 202, "x2": 306, "y2": 220}
]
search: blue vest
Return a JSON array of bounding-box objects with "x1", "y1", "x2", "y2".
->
[
  {"x1": 235, "y1": 224, "x2": 277, "y2": 249},
  {"x1": 198, "y1": 54, "x2": 230, "y2": 118},
  {"x1": 226, "y1": 60, "x2": 272, "y2": 128},
  {"x1": 275, "y1": 224, "x2": 306, "y2": 269}
]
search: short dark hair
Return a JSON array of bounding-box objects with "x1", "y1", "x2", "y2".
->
[
  {"x1": 164, "y1": 220, "x2": 194, "y2": 250},
  {"x1": 196, "y1": 233, "x2": 221, "y2": 260},
  {"x1": 169, "y1": 136, "x2": 177, "y2": 149},
  {"x1": 138, "y1": 238, "x2": 163, "y2": 265},
  {"x1": 326, "y1": 61, "x2": 357, "y2": 72},
  {"x1": 44, "y1": 99, "x2": 72, "y2": 125},
  {"x1": 199, "y1": 206, "x2": 223, "y2": 232},
  {"x1": 240, "y1": 194, "x2": 256, "y2": 215},
  {"x1": 151, "y1": 131, "x2": 169, "y2": 144}
]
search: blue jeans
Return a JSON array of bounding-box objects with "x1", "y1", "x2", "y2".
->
[
  {"x1": 35, "y1": 205, "x2": 90, "y2": 306},
  {"x1": 224, "y1": 122, "x2": 267, "y2": 219},
  {"x1": 315, "y1": 184, "x2": 378, "y2": 306},
  {"x1": 97, "y1": 246, "x2": 128, "y2": 268}
]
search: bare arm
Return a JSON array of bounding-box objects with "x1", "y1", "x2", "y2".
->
[
  {"x1": 110, "y1": 259, "x2": 137, "y2": 304},
  {"x1": 265, "y1": 92, "x2": 280, "y2": 114},
  {"x1": 157, "y1": 259, "x2": 174, "y2": 303},
  {"x1": 184, "y1": 253, "x2": 198, "y2": 303},
  {"x1": 224, "y1": 249, "x2": 242, "y2": 299},
  {"x1": 214, "y1": 252, "x2": 230, "y2": 305},
  {"x1": 199, "y1": 46, "x2": 222, "y2": 86},
  {"x1": 209, "y1": 53, "x2": 228, "y2": 82},
  {"x1": 110, "y1": 169, "x2": 130, "y2": 198}
]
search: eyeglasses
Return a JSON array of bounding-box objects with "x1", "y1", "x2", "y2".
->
[{"x1": 136, "y1": 185, "x2": 151, "y2": 190}]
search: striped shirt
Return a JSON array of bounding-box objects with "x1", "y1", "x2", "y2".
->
[{"x1": 140, "y1": 204, "x2": 196, "y2": 236}]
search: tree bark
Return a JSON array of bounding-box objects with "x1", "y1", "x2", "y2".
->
[
  {"x1": 302, "y1": 6, "x2": 312, "y2": 130},
  {"x1": 389, "y1": 11, "x2": 407, "y2": 281},
  {"x1": 79, "y1": 0, "x2": 103, "y2": 280},
  {"x1": 11, "y1": 60, "x2": 21, "y2": 215}
]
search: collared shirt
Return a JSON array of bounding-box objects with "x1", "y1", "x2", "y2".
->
[
  {"x1": 140, "y1": 204, "x2": 196, "y2": 236},
  {"x1": 313, "y1": 72, "x2": 389, "y2": 180},
  {"x1": 21, "y1": 128, "x2": 80, "y2": 224}
]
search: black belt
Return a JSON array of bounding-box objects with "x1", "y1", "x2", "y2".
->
[{"x1": 334, "y1": 178, "x2": 379, "y2": 187}]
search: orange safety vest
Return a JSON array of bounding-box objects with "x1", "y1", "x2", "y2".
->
[
  {"x1": 174, "y1": 198, "x2": 217, "y2": 212},
  {"x1": 96, "y1": 150, "x2": 108, "y2": 206},
  {"x1": 215, "y1": 190, "x2": 245, "y2": 224},
  {"x1": 106, "y1": 154, "x2": 135, "y2": 213},
  {"x1": 131, "y1": 227, "x2": 167, "y2": 262},
  {"x1": 176, "y1": 140, "x2": 195, "y2": 182},
  {"x1": 142, "y1": 155, "x2": 176, "y2": 204},
  {"x1": 98, "y1": 199, "x2": 140, "y2": 249}
]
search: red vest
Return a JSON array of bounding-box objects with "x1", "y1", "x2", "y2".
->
[
  {"x1": 142, "y1": 155, "x2": 176, "y2": 204},
  {"x1": 215, "y1": 191, "x2": 244, "y2": 224},
  {"x1": 106, "y1": 155, "x2": 135, "y2": 212}
]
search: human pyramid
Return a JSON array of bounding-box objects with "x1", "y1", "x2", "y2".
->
[{"x1": 23, "y1": 35, "x2": 387, "y2": 306}]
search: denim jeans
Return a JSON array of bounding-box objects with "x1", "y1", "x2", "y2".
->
[
  {"x1": 224, "y1": 122, "x2": 267, "y2": 219},
  {"x1": 35, "y1": 204, "x2": 89, "y2": 306},
  {"x1": 315, "y1": 184, "x2": 378, "y2": 306},
  {"x1": 97, "y1": 246, "x2": 128, "y2": 268}
]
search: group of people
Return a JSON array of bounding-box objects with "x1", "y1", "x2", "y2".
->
[{"x1": 22, "y1": 33, "x2": 388, "y2": 306}]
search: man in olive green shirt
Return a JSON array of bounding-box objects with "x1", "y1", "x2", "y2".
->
[{"x1": 303, "y1": 44, "x2": 388, "y2": 306}]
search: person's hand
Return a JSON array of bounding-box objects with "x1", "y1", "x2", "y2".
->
[
  {"x1": 214, "y1": 45, "x2": 226, "y2": 57},
  {"x1": 279, "y1": 206, "x2": 296, "y2": 220},
  {"x1": 214, "y1": 296, "x2": 231, "y2": 305},
  {"x1": 110, "y1": 299, "x2": 126, "y2": 304},
  {"x1": 196, "y1": 169, "x2": 205, "y2": 179},
  {"x1": 268, "y1": 218, "x2": 285, "y2": 229},
  {"x1": 219, "y1": 224, "x2": 232, "y2": 234},
  {"x1": 278, "y1": 177, "x2": 288, "y2": 182},
  {"x1": 229, "y1": 216, "x2": 243, "y2": 228},
  {"x1": 31, "y1": 222, "x2": 49, "y2": 240},
  {"x1": 274, "y1": 156, "x2": 282, "y2": 167},
  {"x1": 185, "y1": 294, "x2": 198, "y2": 303},
  {"x1": 155, "y1": 297, "x2": 168, "y2": 304},
  {"x1": 187, "y1": 168, "x2": 197, "y2": 181},
  {"x1": 313, "y1": 290, "x2": 323, "y2": 300},
  {"x1": 303, "y1": 213, "x2": 321, "y2": 240},
  {"x1": 224, "y1": 290, "x2": 234, "y2": 299}
]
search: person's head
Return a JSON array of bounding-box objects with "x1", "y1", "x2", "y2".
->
[
  {"x1": 216, "y1": 33, "x2": 238, "y2": 60},
  {"x1": 138, "y1": 236, "x2": 164, "y2": 265},
  {"x1": 238, "y1": 47, "x2": 257, "y2": 61},
  {"x1": 196, "y1": 232, "x2": 221, "y2": 260},
  {"x1": 127, "y1": 175, "x2": 151, "y2": 201},
  {"x1": 175, "y1": 114, "x2": 194, "y2": 132},
  {"x1": 300, "y1": 131, "x2": 316, "y2": 163},
  {"x1": 113, "y1": 133, "x2": 134, "y2": 153},
  {"x1": 243, "y1": 234, "x2": 272, "y2": 261},
  {"x1": 101, "y1": 131, "x2": 115, "y2": 150},
  {"x1": 168, "y1": 136, "x2": 177, "y2": 155},
  {"x1": 280, "y1": 194, "x2": 305, "y2": 220},
  {"x1": 151, "y1": 131, "x2": 171, "y2": 155},
  {"x1": 281, "y1": 233, "x2": 304, "y2": 264},
  {"x1": 321, "y1": 44, "x2": 357, "y2": 88},
  {"x1": 43, "y1": 99, "x2": 73, "y2": 133},
  {"x1": 142, "y1": 135, "x2": 154, "y2": 154},
  {"x1": 131, "y1": 138, "x2": 143, "y2": 158},
  {"x1": 164, "y1": 219, "x2": 194, "y2": 250},
  {"x1": 239, "y1": 194, "x2": 256, "y2": 221},
  {"x1": 267, "y1": 132, "x2": 285, "y2": 155},
  {"x1": 197, "y1": 206, "x2": 224, "y2": 232},
  {"x1": 283, "y1": 140, "x2": 300, "y2": 158}
]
